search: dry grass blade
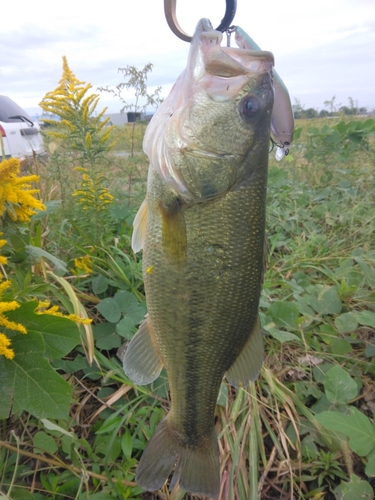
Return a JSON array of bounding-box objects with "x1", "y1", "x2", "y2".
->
[{"x1": 47, "y1": 270, "x2": 95, "y2": 364}]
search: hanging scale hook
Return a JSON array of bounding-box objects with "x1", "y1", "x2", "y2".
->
[{"x1": 164, "y1": 0, "x2": 237, "y2": 42}]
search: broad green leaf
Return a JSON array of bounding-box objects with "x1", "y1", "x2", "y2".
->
[
  {"x1": 114, "y1": 290, "x2": 146, "y2": 323},
  {"x1": 311, "y1": 394, "x2": 348, "y2": 416},
  {"x1": 96, "y1": 332, "x2": 121, "y2": 350},
  {"x1": 96, "y1": 297, "x2": 121, "y2": 323},
  {"x1": 264, "y1": 324, "x2": 300, "y2": 343},
  {"x1": 313, "y1": 363, "x2": 335, "y2": 383},
  {"x1": 316, "y1": 407, "x2": 375, "y2": 456},
  {"x1": 334, "y1": 312, "x2": 358, "y2": 333},
  {"x1": 301, "y1": 434, "x2": 319, "y2": 460},
  {"x1": 93, "y1": 322, "x2": 120, "y2": 349},
  {"x1": 91, "y1": 274, "x2": 109, "y2": 294},
  {"x1": 306, "y1": 286, "x2": 342, "y2": 315},
  {"x1": 355, "y1": 310, "x2": 375, "y2": 328},
  {"x1": 93, "y1": 322, "x2": 115, "y2": 338},
  {"x1": 113, "y1": 290, "x2": 138, "y2": 313},
  {"x1": 365, "y1": 448, "x2": 375, "y2": 477},
  {"x1": 333, "y1": 474, "x2": 374, "y2": 499},
  {"x1": 52, "y1": 354, "x2": 89, "y2": 373},
  {"x1": 6, "y1": 301, "x2": 80, "y2": 359},
  {"x1": 126, "y1": 301, "x2": 147, "y2": 324},
  {"x1": 293, "y1": 271, "x2": 311, "y2": 288},
  {"x1": 0, "y1": 332, "x2": 72, "y2": 419},
  {"x1": 267, "y1": 301, "x2": 300, "y2": 328},
  {"x1": 323, "y1": 365, "x2": 358, "y2": 404},
  {"x1": 9, "y1": 489, "x2": 35, "y2": 500},
  {"x1": 116, "y1": 316, "x2": 137, "y2": 339},
  {"x1": 121, "y1": 428, "x2": 133, "y2": 460},
  {"x1": 330, "y1": 338, "x2": 352, "y2": 356},
  {"x1": 33, "y1": 431, "x2": 58, "y2": 454},
  {"x1": 26, "y1": 245, "x2": 68, "y2": 275}
]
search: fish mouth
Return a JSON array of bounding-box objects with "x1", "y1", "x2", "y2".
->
[{"x1": 194, "y1": 20, "x2": 274, "y2": 78}]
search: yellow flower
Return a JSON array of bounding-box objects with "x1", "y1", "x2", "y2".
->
[
  {"x1": 36, "y1": 301, "x2": 92, "y2": 325},
  {"x1": 0, "y1": 158, "x2": 46, "y2": 222},
  {"x1": 0, "y1": 278, "x2": 27, "y2": 360},
  {"x1": 0, "y1": 234, "x2": 7, "y2": 266},
  {"x1": 0, "y1": 333, "x2": 14, "y2": 360},
  {"x1": 0, "y1": 299, "x2": 27, "y2": 334},
  {"x1": 73, "y1": 255, "x2": 93, "y2": 275}
]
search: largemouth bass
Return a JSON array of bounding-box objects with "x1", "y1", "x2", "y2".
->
[{"x1": 124, "y1": 18, "x2": 275, "y2": 499}]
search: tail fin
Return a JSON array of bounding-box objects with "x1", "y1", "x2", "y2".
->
[{"x1": 136, "y1": 417, "x2": 220, "y2": 500}]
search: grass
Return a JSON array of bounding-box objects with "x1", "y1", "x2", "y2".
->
[{"x1": 1, "y1": 117, "x2": 374, "y2": 499}]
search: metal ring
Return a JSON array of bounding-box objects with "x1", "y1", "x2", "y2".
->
[{"x1": 164, "y1": 0, "x2": 237, "y2": 42}]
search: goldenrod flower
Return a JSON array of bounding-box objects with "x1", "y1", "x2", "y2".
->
[
  {"x1": 0, "y1": 158, "x2": 46, "y2": 222},
  {"x1": 39, "y1": 56, "x2": 115, "y2": 154},
  {"x1": 0, "y1": 298, "x2": 27, "y2": 334},
  {"x1": 0, "y1": 278, "x2": 27, "y2": 360},
  {"x1": 0, "y1": 333, "x2": 14, "y2": 360},
  {"x1": 72, "y1": 168, "x2": 114, "y2": 214},
  {"x1": 0, "y1": 234, "x2": 7, "y2": 265},
  {"x1": 36, "y1": 301, "x2": 92, "y2": 325},
  {"x1": 73, "y1": 255, "x2": 93, "y2": 275}
]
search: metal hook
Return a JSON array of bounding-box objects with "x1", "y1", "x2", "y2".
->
[{"x1": 164, "y1": 0, "x2": 237, "y2": 42}]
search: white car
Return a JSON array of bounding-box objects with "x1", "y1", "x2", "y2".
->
[{"x1": 0, "y1": 95, "x2": 45, "y2": 161}]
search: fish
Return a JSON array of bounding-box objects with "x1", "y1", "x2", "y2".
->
[{"x1": 123, "y1": 18, "x2": 277, "y2": 499}]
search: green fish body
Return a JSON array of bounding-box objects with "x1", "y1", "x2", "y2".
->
[{"x1": 124, "y1": 18, "x2": 275, "y2": 499}]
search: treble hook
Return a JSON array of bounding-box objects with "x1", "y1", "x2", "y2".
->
[{"x1": 164, "y1": 0, "x2": 237, "y2": 42}]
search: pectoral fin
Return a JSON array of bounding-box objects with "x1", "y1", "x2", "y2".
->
[
  {"x1": 132, "y1": 199, "x2": 148, "y2": 253},
  {"x1": 159, "y1": 199, "x2": 187, "y2": 265},
  {"x1": 123, "y1": 316, "x2": 164, "y2": 385},
  {"x1": 226, "y1": 316, "x2": 264, "y2": 387}
]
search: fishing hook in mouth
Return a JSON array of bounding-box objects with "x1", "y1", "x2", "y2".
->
[
  {"x1": 269, "y1": 136, "x2": 290, "y2": 156},
  {"x1": 164, "y1": 0, "x2": 237, "y2": 42}
]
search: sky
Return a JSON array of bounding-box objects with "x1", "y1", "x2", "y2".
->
[{"x1": 1, "y1": 0, "x2": 375, "y2": 118}]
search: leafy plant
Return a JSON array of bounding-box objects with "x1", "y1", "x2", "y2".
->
[
  {"x1": 2, "y1": 113, "x2": 375, "y2": 499},
  {"x1": 40, "y1": 56, "x2": 115, "y2": 164},
  {"x1": 99, "y1": 63, "x2": 162, "y2": 156}
]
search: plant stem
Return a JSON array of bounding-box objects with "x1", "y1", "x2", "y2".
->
[{"x1": 0, "y1": 440, "x2": 137, "y2": 487}]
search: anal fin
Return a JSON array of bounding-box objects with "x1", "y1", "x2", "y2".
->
[
  {"x1": 226, "y1": 316, "x2": 264, "y2": 387},
  {"x1": 123, "y1": 316, "x2": 164, "y2": 385}
]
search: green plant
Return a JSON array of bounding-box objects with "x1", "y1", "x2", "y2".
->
[
  {"x1": 99, "y1": 63, "x2": 162, "y2": 157},
  {"x1": 310, "y1": 451, "x2": 348, "y2": 487},
  {"x1": 2, "y1": 115, "x2": 375, "y2": 500},
  {"x1": 40, "y1": 56, "x2": 115, "y2": 165}
]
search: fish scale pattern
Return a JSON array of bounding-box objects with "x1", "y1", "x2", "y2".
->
[{"x1": 143, "y1": 167, "x2": 267, "y2": 442}]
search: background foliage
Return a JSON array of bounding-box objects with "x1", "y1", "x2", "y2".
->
[{"x1": 0, "y1": 60, "x2": 374, "y2": 499}]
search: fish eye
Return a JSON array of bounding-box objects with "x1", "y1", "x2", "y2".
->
[{"x1": 239, "y1": 95, "x2": 261, "y2": 120}]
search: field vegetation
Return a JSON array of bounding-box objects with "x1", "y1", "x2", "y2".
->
[{"x1": 0, "y1": 60, "x2": 374, "y2": 500}]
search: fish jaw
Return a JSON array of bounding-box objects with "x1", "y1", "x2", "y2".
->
[
  {"x1": 235, "y1": 25, "x2": 294, "y2": 147},
  {"x1": 143, "y1": 18, "x2": 274, "y2": 203}
]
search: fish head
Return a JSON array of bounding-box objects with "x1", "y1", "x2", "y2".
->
[{"x1": 144, "y1": 19, "x2": 274, "y2": 202}]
